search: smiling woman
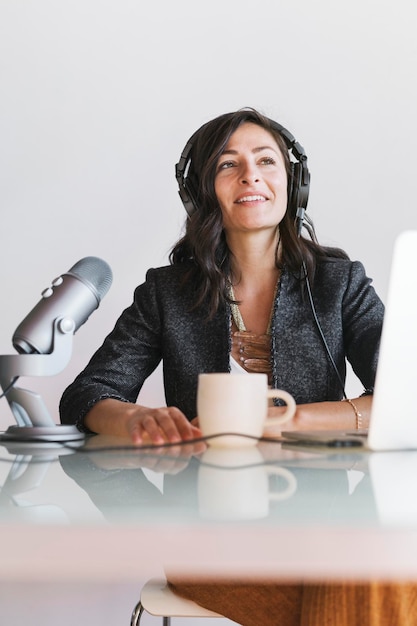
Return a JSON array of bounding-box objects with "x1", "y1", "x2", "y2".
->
[
  {"x1": 59, "y1": 108, "x2": 391, "y2": 624},
  {"x1": 60, "y1": 106, "x2": 383, "y2": 447}
]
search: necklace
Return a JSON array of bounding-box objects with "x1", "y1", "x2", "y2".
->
[
  {"x1": 228, "y1": 282, "x2": 278, "y2": 381},
  {"x1": 228, "y1": 284, "x2": 276, "y2": 335}
]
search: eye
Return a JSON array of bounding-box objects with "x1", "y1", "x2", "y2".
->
[
  {"x1": 259, "y1": 156, "x2": 276, "y2": 166},
  {"x1": 217, "y1": 160, "x2": 235, "y2": 172}
]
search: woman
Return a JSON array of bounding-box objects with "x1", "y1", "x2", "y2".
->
[
  {"x1": 61, "y1": 108, "x2": 409, "y2": 626},
  {"x1": 60, "y1": 108, "x2": 383, "y2": 442}
]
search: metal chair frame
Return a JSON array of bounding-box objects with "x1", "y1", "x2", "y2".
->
[{"x1": 130, "y1": 577, "x2": 223, "y2": 625}]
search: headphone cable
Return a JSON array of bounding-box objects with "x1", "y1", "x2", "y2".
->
[{"x1": 302, "y1": 260, "x2": 347, "y2": 400}]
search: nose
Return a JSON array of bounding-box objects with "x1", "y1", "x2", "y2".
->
[{"x1": 240, "y1": 161, "x2": 260, "y2": 184}]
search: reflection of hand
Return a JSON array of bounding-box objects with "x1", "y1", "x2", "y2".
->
[
  {"x1": 132, "y1": 441, "x2": 206, "y2": 474},
  {"x1": 83, "y1": 434, "x2": 206, "y2": 472}
]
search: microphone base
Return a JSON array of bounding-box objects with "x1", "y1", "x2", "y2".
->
[{"x1": 0, "y1": 424, "x2": 85, "y2": 443}]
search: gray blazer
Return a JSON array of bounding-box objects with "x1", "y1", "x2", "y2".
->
[{"x1": 59, "y1": 258, "x2": 384, "y2": 429}]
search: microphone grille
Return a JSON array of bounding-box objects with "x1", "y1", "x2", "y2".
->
[{"x1": 67, "y1": 257, "x2": 113, "y2": 301}]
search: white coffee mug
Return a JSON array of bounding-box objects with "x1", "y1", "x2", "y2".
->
[
  {"x1": 197, "y1": 372, "x2": 296, "y2": 447},
  {"x1": 198, "y1": 447, "x2": 297, "y2": 520}
]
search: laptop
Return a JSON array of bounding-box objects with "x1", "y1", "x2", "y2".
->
[{"x1": 281, "y1": 230, "x2": 417, "y2": 451}]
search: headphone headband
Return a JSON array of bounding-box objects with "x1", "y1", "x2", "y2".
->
[{"x1": 175, "y1": 116, "x2": 310, "y2": 226}]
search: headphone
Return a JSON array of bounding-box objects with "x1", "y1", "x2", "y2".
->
[{"x1": 175, "y1": 118, "x2": 311, "y2": 234}]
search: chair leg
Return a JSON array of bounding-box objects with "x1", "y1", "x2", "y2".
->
[
  {"x1": 130, "y1": 600, "x2": 145, "y2": 626},
  {"x1": 130, "y1": 600, "x2": 172, "y2": 626}
]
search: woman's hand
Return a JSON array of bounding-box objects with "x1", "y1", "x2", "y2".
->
[
  {"x1": 265, "y1": 395, "x2": 372, "y2": 434},
  {"x1": 125, "y1": 405, "x2": 202, "y2": 445},
  {"x1": 85, "y1": 398, "x2": 203, "y2": 446}
]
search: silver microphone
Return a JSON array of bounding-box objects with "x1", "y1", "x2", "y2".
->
[{"x1": 12, "y1": 257, "x2": 113, "y2": 355}]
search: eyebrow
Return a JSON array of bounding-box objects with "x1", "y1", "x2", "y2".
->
[{"x1": 220, "y1": 145, "x2": 279, "y2": 156}]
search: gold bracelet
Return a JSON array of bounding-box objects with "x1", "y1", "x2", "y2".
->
[{"x1": 342, "y1": 398, "x2": 363, "y2": 430}]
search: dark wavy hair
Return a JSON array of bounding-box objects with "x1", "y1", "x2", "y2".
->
[{"x1": 170, "y1": 108, "x2": 348, "y2": 317}]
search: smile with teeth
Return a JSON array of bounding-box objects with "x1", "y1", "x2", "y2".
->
[{"x1": 236, "y1": 195, "x2": 266, "y2": 203}]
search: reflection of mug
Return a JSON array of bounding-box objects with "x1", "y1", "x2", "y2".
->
[
  {"x1": 197, "y1": 373, "x2": 296, "y2": 446},
  {"x1": 198, "y1": 447, "x2": 297, "y2": 520}
]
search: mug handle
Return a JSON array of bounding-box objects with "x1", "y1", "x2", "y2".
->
[
  {"x1": 265, "y1": 389, "x2": 296, "y2": 426},
  {"x1": 267, "y1": 467, "x2": 297, "y2": 501}
]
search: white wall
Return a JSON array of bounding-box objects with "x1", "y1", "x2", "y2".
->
[{"x1": 2, "y1": 0, "x2": 416, "y2": 425}]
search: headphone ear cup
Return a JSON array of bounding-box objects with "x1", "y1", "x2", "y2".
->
[
  {"x1": 175, "y1": 137, "x2": 199, "y2": 217},
  {"x1": 183, "y1": 174, "x2": 199, "y2": 217},
  {"x1": 288, "y1": 163, "x2": 301, "y2": 217},
  {"x1": 178, "y1": 181, "x2": 197, "y2": 217},
  {"x1": 289, "y1": 162, "x2": 310, "y2": 217}
]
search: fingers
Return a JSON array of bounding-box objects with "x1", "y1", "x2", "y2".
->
[
  {"x1": 190, "y1": 416, "x2": 200, "y2": 428},
  {"x1": 126, "y1": 406, "x2": 203, "y2": 446}
]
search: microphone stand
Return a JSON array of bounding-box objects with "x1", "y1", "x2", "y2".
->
[{"x1": 0, "y1": 317, "x2": 85, "y2": 442}]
